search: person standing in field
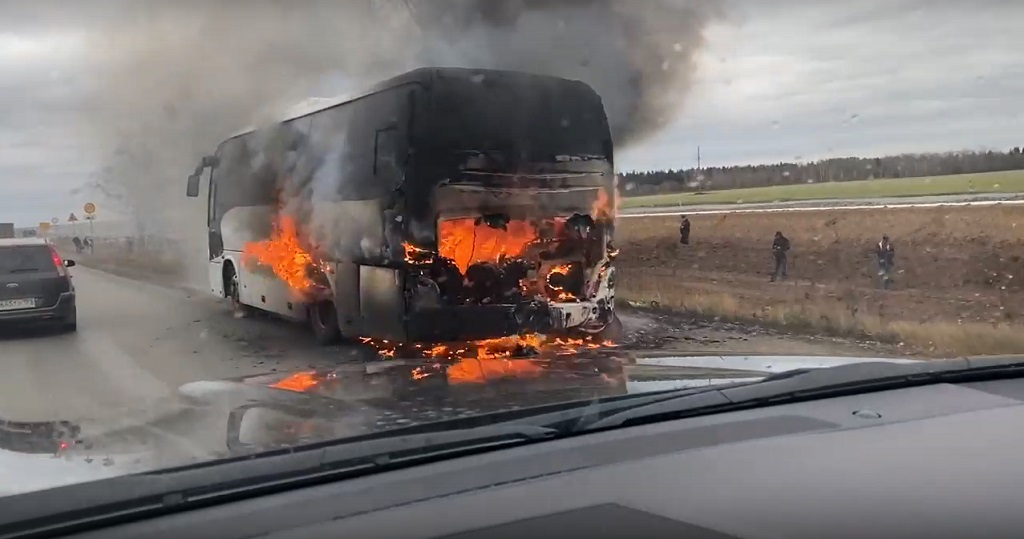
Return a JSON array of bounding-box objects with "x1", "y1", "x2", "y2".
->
[
  {"x1": 679, "y1": 215, "x2": 691, "y2": 245},
  {"x1": 770, "y1": 231, "x2": 790, "y2": 282},
  {"x1": 876, "y1": 234, "x2": 895, "y2": 289}
]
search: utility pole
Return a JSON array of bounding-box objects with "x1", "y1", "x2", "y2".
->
[{"x1": 697, "y1": 146, "x2": 701, "y2": 170}]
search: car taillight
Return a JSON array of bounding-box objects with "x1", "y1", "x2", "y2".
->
[{"x1": 49, "y1": 247, "x2": 66, "y2": 276}]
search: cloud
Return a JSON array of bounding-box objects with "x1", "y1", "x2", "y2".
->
[
  {"x1": 0, "y1": 0, "x2": 1022, "y2": 227},
  {"x1": 618, "y1": 1, "x2": 1024, "y2": 169}
]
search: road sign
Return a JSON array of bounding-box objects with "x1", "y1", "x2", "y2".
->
[
  {"x1": 68, "y1": 213, "x2": 78, "y2": 222},
  {"x1": 84, "y1": 202, "x2": 96, "y2": 215},
  {"x1": 50, "y1": 217, "x2": 59, "y2": 225},
  {"x1": 38, "y1": 222, "x2": 50, "y2": 232}
]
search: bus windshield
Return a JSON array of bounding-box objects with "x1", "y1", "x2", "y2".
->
[{"x1": 421, "y1": 71, "x2": 612, "y2": 163}]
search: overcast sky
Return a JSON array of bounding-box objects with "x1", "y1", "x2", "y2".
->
[{"x1": 0, "y1": 1, "x2": 1022, "y2": 226}]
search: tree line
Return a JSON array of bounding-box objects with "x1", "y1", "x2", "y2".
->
[{"x1": 620, "y1": 147, "x2": 1024, "y2": 197}]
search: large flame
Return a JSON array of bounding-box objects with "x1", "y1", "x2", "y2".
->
[
  {"x1": 438, "y1": 218, "x2": 538, "y2": 273},
  {"x1": 242, "y1": 215, "x2": 322, "y2": 293},
  {"x1": 591, "y1": 185, "x2": 619, "y2": 220}
]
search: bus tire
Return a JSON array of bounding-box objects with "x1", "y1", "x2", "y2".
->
[
  {"x1": 223, "y1": 264, "x2": 254, "y2": 319},
  {"x1": 597, "y1": 312, "x2": 624, "y2": 341},
  {"x1": 310, "y1": 301, "x2": 343, "y2": 346}
]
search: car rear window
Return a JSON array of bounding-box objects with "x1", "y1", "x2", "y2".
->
[{"x1": 0, "y1": 246, "x2": 56, "y2": 275}]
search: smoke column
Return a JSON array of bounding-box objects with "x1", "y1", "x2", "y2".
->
[
  {"x1": 406, "y1": 0, "x2": 721, "y2": 145},
  {"x1": 65, "y1": 0, "x2": 721, "y2": 283}
]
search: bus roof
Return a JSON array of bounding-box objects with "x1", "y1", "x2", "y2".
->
[{"x1": 224, "y1": 67, "x2": 594, "y2": 141}]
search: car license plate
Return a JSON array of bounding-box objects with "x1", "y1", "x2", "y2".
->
[{"x1": 0, "y1": 298, "x2": 35, "y2": 311}]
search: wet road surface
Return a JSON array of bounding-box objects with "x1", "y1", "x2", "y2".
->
[
  {"x1": 0, "y1": 266, "x2": 369, "y2": 425},
  {"x1": 0, "y1": 264, "x2": 893, "y2": 434}
]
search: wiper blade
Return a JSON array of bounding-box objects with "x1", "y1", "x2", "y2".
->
[
  {"x1": 0, "y1": 424, "x2": 558, "y2": 538},
  {"x1": 6, "y1": 268, "x2": 40, "y2": 273},
  {"x1": 582, "y1": 356, "x2": 1024, "y2": 431}
]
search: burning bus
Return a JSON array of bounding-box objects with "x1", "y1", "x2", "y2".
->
[{"x1": 186, "y1": 67, "x2": 619, "y2": 346}]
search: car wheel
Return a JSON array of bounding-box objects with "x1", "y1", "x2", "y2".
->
[
  {"x1": 310, "y1": 301, "x2": 342, "y2": 345},
  {"x1": 63, "y1": 310, "x2": 77, "y2": 333}
]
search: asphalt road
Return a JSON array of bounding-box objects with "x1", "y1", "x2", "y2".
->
[{"x1": 0, "y1": 266, "x2": 369, "y2": 426}]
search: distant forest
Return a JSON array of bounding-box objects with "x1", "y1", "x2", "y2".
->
[{"x1": 619, "y1": 147, "x2": 1024, "y2": 197}]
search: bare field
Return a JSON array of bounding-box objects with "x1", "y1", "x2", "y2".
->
[
  {"x1": 55, "y1": 238, "x2": 187, "y2": 288},
  {"x1": 616, "y1": 205, "x2": 1024, "y2": 357}
]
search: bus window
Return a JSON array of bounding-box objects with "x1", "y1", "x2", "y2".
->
[
  {"x1": 306, "y1": 87, "x2": 412, "y2": 202},
  {"x1": 374, "y1": 126, "x2": 404, "y2": 188}
]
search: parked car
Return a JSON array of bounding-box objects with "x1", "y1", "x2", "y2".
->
[{"x1": 0, "y1": 239, "x2": 76, "y2": 331}]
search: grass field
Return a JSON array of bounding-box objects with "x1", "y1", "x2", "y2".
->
[{"x1": 621, "y1": 169, "x2": 1024, "y2": 209}]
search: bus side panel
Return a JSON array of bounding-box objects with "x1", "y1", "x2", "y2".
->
[
  {"x1": 234, "y1": 260, "x2": 307, "y2": 322},
  {"x1": 220, "y1": 206, "x2": 307, "y2": 321},
  {"x1": 207, "y1": 258, "x2": 225, "y2": 297}
]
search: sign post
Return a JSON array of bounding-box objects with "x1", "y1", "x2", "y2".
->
[
  {"x1": 68, "y1": 213, "x2": 78, "y2": 236},
  {"x1": 83, "y1": 203, "x2": 96, "y2": 237}
]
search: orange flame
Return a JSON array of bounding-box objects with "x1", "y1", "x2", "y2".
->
[
  {"x1": 402, "y1": 242, "x2": 435, "y2": 265},
  {"x1": 438, "y1": 218, "x2": 538, "y2": 273},
  {"x1": 591, "y1": 184, "x2": 620, "y2": 220},
  {"x1": 243, "y1": 215, "x2": 322, "y2": 293},
  {"x1": 546, "y1": 263, "x2": 577, "y2": 301}
]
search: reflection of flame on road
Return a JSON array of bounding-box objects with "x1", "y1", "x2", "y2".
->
[
  {"x1": 242, "y1": 215, "x2": 325, "y2": 294},
  {"x1": 270, "y1": 370, "x2": 338, "y2": 393},
  {"x1": 362, "y1": 333, "x2": 617, "y2": 385},
  {"x1": 437, "y1": 218, "x2": 538, "y2": 274},
  {"x1": 446, "y1": 357, "x2": 545, "y2": 384}
]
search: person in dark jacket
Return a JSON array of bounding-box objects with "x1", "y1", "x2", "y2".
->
[
  {"x1": 770, "y1": 231, "x2": 790, "y2": 282},
  {"x1": 876, "y1": 234, "x2": 895, "y2": 289},
  {"x1": 72, "y1": 236, "x2": 83, "y2": 253},
  {"x1": 679, "y1": 215, "x2": 691, "y2": 245}
]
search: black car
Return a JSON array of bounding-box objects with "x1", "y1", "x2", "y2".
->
[{"x1": 0, "y1": 238, "x2": 77, "y2": 331}]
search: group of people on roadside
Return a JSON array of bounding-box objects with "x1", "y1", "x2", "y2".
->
[
  {"x1": 72, "y1": 236, "x2": 94, "y2": 254},
  {"x1": 678, "y1": 215, "x2": 897, "y2": 289}
]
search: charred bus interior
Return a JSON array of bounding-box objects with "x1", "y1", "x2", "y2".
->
[{"x1": 397, "y1": 68, "x2": 618, "y2": 342}]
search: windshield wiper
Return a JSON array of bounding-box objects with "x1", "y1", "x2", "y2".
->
[
  {"x1": 580, "y1": 356, "x2": 1024, "y2": 431},
  {"x1": 6, "y1": 268, "x2": 40, "y2": 273},
  {"x1": 0, "y1": 424, "x2": 558, "y2": 538}
]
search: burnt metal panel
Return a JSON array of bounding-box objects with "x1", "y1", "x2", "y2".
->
[
  {"x1": 359, "y1": 266, "x2": 406, "y2": 341},
  {"x1": 332, "y1": 261, "x2": 360, "y2": 334}
]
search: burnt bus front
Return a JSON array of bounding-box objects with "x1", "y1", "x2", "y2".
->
[{"x1": 399, "y1": 68, "x2": 618, "y2": 342}]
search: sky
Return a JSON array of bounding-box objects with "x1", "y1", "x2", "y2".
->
[{"x1": 0, "y1": 1, "x2": 1022, "y2": 226}]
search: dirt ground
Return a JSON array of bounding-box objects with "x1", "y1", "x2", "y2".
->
[
  {"x1": 616, "y1": 205, "x2": 1024, "y2": 357},
  {"x1": 63, "y1": 242, "x2": 901, "y2": 361}
]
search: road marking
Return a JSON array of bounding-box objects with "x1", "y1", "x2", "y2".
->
[
  {"x1": 620, "y1": 198, "x2": 1024, "y2": 218},
  {"x1": 77, "y1": 331, "x2": 177, "y2": 404}
]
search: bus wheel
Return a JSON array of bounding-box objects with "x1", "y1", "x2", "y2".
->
[
  {"x1": 598, "y1": 312, "x2": 624, "y2": 341},
  {"x1": 224, "y1": 266, "x2": 254, "y2": 319},
  {"x1": 310, "y1": 301, "x2": 342, "y2": 346}
]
